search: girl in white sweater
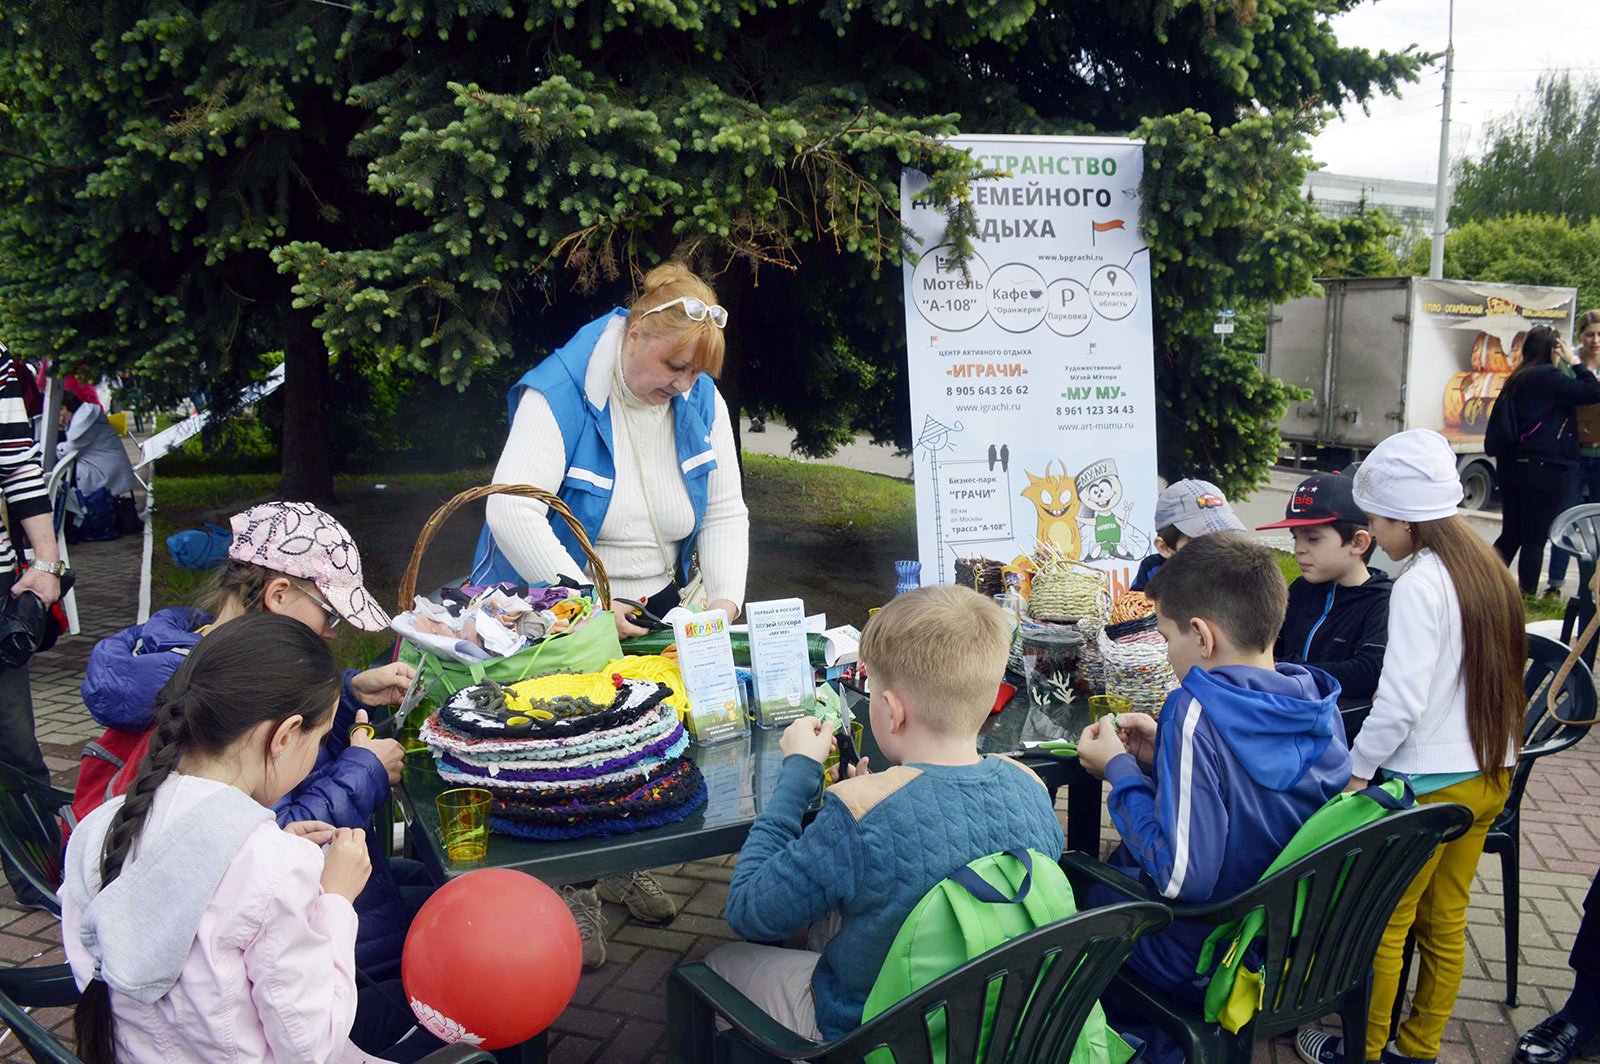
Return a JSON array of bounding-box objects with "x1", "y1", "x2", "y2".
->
[{"x1": 1298, "y1": 429, "x2": 1524, "y2": 1064}]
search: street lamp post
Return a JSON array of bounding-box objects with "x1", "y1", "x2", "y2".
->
[{"x1": 1429, "y1": 0, "x2": 1455, "y2": 280}]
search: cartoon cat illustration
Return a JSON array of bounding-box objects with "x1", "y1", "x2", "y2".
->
[{"x1": 1021, "y1": 460, "x2": 1082, "y2": 560}]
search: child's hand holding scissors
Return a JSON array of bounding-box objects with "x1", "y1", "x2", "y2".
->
[{"x1": 1075, "y1": 714, "x2": 1125, "y2": 778}]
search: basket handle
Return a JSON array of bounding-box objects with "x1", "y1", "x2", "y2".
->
[{"x1": 397, "y1": 484, "x2": 611, "y2": 610}]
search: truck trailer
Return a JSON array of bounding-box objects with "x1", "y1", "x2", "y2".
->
[{"x1": 1265, "y1": 276, "x2": 1579, "y2": 509}]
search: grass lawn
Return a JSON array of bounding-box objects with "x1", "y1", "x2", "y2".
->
[
  {"x1": 741, "y1": 453, "x2": 914, "y2": 539},
  {"x1": 147, "y1": 455, "x2": 1561, "y2": 674},
  {"x1": 1523, "y1": 593, "x2": 1565, "y2": 624},
  {"x1": 146, "y1": 455, "x2": 919, "y2": 670},
  {"x1": 1269, "y1": 544, "x2": 1564, "y2": 625}
]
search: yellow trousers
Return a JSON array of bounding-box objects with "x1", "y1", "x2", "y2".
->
[{"x1": 1364, "y1": 773, "x2": 1509, "y2": 1061}]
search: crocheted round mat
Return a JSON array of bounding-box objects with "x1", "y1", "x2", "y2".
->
[
  {"x1": 490, "y1": 760, "x2": 708, "y2": 840},
  {"x1": 437, "y1": 724, "x2": 689, "y2": 784},
  {"x1": 425, "y1": 701, "x2": 679, "y2": 763},
  {"x1": 440, "y1": 676, "x2": 668, "y2": 740},
  {"x1": 435, "y1": 730, "x2": 692, "y2": 791}
]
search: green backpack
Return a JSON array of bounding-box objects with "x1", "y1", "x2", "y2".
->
[
  {"x1": 861, "y1": 849, "x2": 1139, "y2": 1064},
  {"x1": 1196, "y1": 778, "x2": 1415, "y2": 1032}
]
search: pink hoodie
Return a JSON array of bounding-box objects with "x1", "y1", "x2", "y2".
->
[{"x1": 62, "y1": 774, "x2": 391, "y2": 1064}]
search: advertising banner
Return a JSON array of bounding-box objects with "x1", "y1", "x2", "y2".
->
[
  {"x1": 900, "y1": 135, "x2": 1157, "y2": 594},
  {"x1": 1411, "y1": 278, "x2": 1577, "y2": 442}
]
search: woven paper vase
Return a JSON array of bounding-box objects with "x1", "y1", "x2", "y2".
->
[
  {"x1": 1098, "y1": 625, "x2": 1179, "y2": 716},
  {"x1": 1075, "y1": 616, "x2": 1106, "y2": 694},
  {"x1": 954, "y1": 557, "x2": 1007, "y2": 597}
]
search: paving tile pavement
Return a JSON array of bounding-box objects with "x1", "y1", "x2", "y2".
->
[{"x1": 3, "y1": 523, "x2": 1600, "y2": 1062}]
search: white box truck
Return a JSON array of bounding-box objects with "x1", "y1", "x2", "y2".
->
[{"x1": 1265, "y1": 276, "x2": 1580, "y2": 509}]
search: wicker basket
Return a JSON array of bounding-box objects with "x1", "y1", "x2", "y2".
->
[
  {"x1": 1027, "y1": 565, "x2": 1107, "y2": 623},
  {"x1": 395, "y1": 485, "x2": 620, "y2": 697},
  {"x1": 398, "y1": 484, "x2": 610, "y2": 610}
]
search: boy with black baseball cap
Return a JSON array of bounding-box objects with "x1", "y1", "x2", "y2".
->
[{"x1": 1259, "y1": 472, "x2": 1393, "y2": 700}]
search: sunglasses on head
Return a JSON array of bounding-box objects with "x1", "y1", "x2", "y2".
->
[{"x1": 640, "y1": 295, "x2": 728, "y2": 329}]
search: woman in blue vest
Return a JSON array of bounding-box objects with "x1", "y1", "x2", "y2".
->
[{"x1": 473, "y1": 262, "x2": 750, "y2": 966}]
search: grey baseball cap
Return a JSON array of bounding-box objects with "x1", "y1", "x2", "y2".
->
[{"x1": 1153, "y1": 479, "x2": 1246, "y2": 538}]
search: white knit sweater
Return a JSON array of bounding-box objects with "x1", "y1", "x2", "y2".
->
[
  {"x1": 1349, "y1": 548, "x2": 1516, "y2": 778},
  {"x1": 484, "y1": 317, "x2": 750, "y2": 608}
]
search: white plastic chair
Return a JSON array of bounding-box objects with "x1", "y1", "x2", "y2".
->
[{"x1": 42, "y1": 457, "x2": 80, "y2": 636}]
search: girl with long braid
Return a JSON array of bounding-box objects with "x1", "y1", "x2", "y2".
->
[{"x1": 61, "y1": 615, "x2": 433, "y2": 1064}]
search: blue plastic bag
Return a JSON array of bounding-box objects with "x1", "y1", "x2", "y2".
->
[{"x1": 166, "y1": 524, "x2": 232, "y2": 571}]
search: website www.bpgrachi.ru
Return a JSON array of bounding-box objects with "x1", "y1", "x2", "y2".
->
[{"x1": 954, "y1": 401, "x2": 1024, "y2": 414}]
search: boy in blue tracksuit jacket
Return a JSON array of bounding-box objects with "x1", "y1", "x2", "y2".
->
[{"x1": 1078, "y1": 534, "x2": 1352, "y2": 1016}]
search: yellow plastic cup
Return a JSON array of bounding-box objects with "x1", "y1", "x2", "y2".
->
[
  {"x1": 436, "y1": 788, "x2": 491, "y2": 862},
  {"x1": 1089, "y1": 694, "x2": 1132, "y2": 718},
  {"x1": 822, "y1": 721, "x2": 866, "y2": 791}
]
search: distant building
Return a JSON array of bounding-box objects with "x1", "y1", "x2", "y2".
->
[{"x1": 1304, "y1": 172, "x2": 1439, "y2": 232}]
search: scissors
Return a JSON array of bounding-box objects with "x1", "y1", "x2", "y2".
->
[
  {"x1": 613, "y1": 598, "x2": 672, "y2": 631},
  {"x1": 835, "y1": 691, "x2": 861, "y2": 776}
]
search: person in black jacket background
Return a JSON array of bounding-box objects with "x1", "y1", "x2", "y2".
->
[
  {"x1": 1260, "y1": 473, "x2": 1392, "y2": 700},
  {"x1": 1491, "y1": 325, "x2": 1600, "y2": 594}
]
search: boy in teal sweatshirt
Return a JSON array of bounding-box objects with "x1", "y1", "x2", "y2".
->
[{"x1": 708, "y1": 586, "x2": 1064, "y2": 1041}]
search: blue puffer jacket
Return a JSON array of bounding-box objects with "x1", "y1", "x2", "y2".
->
[{"x1": 80, "y1": 606, "x2": 411, "y2": 976}]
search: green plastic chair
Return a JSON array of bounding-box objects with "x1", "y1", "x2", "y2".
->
[
  {"x1": 1062, "y1": 802, "x2": 1473, "y2": 1064},
  {"x1": 0, "y1": 761, "x2": 71, "y2": 914},
  {"x1": 0, "y1": 985, "x2": 77, "y2": 1064},
  {"x1": 666, "y1": 900, "x2": 1172, "y2": 1064}
]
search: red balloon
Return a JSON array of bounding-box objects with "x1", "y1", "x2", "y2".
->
[{"x1": 402, "y1": 868, "x2": 582, "y2": 1049}]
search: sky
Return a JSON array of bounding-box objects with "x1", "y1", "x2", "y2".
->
[{"x1": 1308, "y1": 0, "x2": 1599, "y2": 184}]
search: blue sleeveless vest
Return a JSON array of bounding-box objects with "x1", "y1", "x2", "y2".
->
[{"x1": 471, "y1": 309, "x2": 719, "y2": 590}]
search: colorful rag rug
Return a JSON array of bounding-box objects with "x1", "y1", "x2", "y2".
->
[
  {"x1": 489, "y1": 758, "x2": 708, "y2": 840},
  {"x1": 439, "y1": 675, "x2": 668, "y2": 740},
  {"x1": 434, "y1": 729, "x2": 691, "y2": 788},
  {"x1": 422, "y1": 700, "x2": 681, "y2": 764},
  {"x1": 422, "y1": 675, "x2": 705, "y2": 840}
]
